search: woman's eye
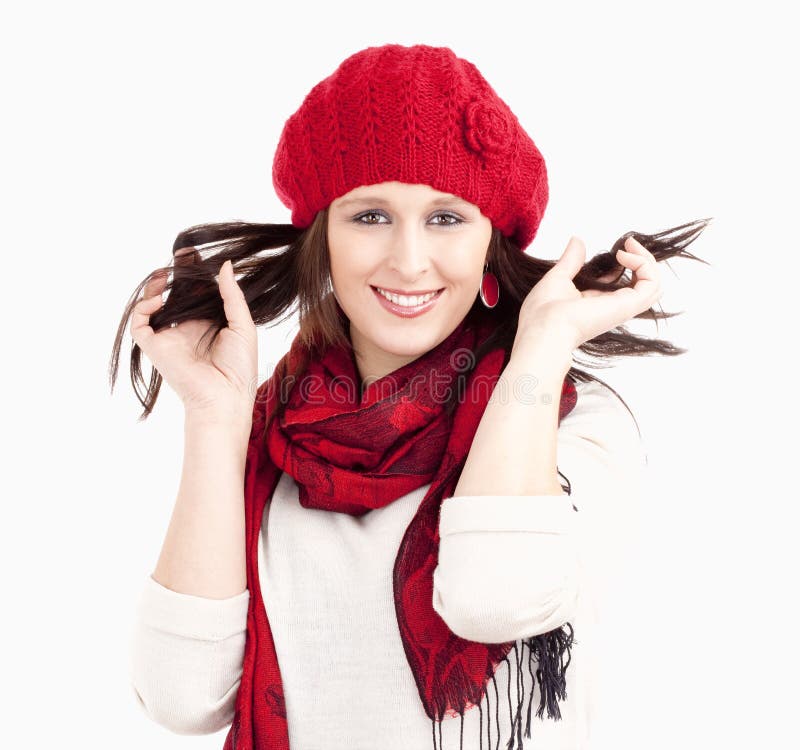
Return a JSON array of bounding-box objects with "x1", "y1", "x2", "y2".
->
[
  {"x1": 431, "y1": 213, "x2": 462, "y2": 227},
  {"x1": 353, "y1": 211, "x2": 463, "y2": 226},
  {"x1": 355, "y1": 211, "x2": 386, "y2": 224}
]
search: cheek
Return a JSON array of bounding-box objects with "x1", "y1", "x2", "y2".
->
[
  {"x1": 330, "y1": 256, "x2": 373, "y2": 288},
  {"x1": 328, "y1": 246, "x2": 374, "y2": 293},
  {"x1": 441, "y1": 231, "x2": 491, "y2": 279},
  {"x1": 442, "y1": 252, "x2": 485, "y2": 287}
]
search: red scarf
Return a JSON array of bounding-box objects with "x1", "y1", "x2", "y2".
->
[{"x1": 223, "y1": 315, "x2": 578, "y2": 750}]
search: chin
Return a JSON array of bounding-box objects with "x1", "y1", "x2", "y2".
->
[
  {"x1": 350, "y1": 318, "x2": 443, "y2": 362},
  {"x1": 371, "y1": 328, "x2": 439, "y2": 357}
]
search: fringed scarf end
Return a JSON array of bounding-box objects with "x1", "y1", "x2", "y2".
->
[{"x1": 527, "y1": 622, "x2": 575, "y2": 728}]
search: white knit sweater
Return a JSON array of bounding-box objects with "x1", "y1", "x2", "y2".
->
[{"x1": 128, "y1": 378, "x2": 647, "y2": 749}]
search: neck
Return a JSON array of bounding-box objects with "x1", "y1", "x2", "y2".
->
[{"x1": 349, "y1": 323, "x2": 422, "y2": 392}]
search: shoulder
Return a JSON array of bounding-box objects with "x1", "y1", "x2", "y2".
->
[
  {"x1": 565, "y1": 377, "x2": 636, "y2": 419},
  {"x1": 559, "y1": 377, "x2": 647, "y2": 474},
  {"x1": 563, "y1": 378, "x2": 641, "y2": 437}
]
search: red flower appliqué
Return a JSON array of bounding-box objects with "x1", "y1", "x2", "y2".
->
[
  {"x1": 388, "y1": 394, "x2": 424, "y2": 432},
  {"x1": 463, "y1": 98, "x2": 511, "y2": 156}
]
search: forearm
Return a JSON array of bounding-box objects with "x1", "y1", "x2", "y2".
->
[
  {"x1": 151, "y1": 410, "x2": 252, "y2": 599},
  {"x1": 452, "y1": 335, "x2": 573, "y2": 498}
]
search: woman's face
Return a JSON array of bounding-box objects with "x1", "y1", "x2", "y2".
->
[{"x1": 327, "y1": 181, "x2": 493, "y2": 386}]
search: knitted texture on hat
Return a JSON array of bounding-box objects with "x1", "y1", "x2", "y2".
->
[{"x1": 272, "y1": 43, "x2": 549, "y2": 251}]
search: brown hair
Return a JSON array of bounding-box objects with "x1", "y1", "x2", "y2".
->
[{"x1": 108, "y1": 210, "x2": 711, "y2": 440}]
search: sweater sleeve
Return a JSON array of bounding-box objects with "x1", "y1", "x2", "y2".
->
[
  {"x1": 128, "y1": 574, "x2": 250, "y2": 735},
  {"x1": 431, "y1": 379, "x2": 648, "y2": 644}
]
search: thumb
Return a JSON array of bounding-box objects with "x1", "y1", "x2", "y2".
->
[
  {"x1": 554, "y1": 236, "x2": 586, "y2": 279},
  {"x1": 216, "y1": 260, "x2": 255, "y2": 334}
]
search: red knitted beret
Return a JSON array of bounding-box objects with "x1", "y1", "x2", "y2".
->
[{"x1": 272, "y1": 43, "x2": 548, "y2": 252}]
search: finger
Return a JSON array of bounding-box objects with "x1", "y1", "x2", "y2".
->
[
  {"x1": 216, "y1": 260, "x2": 255, "y2": 334},
  {"x1": 624, "y1": 238, "x2": 661, "y2": 281},
  {"x1": 553, "y1": 236, "x2": 586, "y2": 279},
  {"x1": 133, "y1": 269, "x2": 168, "y2": 339},
  {"x1": 620, "y1": 242, "x2": 660, "y2": 280},
  {"x1": 615, "y1": 245, "x2": 662, "y2": 305},
  {"x1": 142, "y1": 268, "x2": 168, "y2": 300},
  {"x1": 579, "y1": 283, "x2": 654, "y2": 328},
  {"x1": 625, "y1": 236, "x2": 656, "y2": 260},
  {"x1": 130, "y1": 292, "x2": 165, "y2": 347}
]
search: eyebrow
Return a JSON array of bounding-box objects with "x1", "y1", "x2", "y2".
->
[{"x1": 334, "y1": 194, "x2": 473, "y2": 211}]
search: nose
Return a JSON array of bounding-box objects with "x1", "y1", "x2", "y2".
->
[{"x1": 386, "y1": 223, "x2": 432, "y2": 280}]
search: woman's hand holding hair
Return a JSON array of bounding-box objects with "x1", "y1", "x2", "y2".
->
[
  {"x1": 130, "y1": 249, "x2": 258, "y2": 423},
  {"x1": 513, "y1": 235, "x2": 664, "y2": 358}
]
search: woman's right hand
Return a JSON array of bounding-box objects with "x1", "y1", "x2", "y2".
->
[{"x1": 130, "y1": 249, "x2": 258, "y2": 422}]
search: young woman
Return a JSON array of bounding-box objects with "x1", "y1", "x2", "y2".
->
[{"x1": 111, "y1": 43, "x2": 709, "y2": 750}]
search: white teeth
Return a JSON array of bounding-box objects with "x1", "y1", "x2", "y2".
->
[{"x1": 375, "y1": 287, "x2": 438, "y2": 307}]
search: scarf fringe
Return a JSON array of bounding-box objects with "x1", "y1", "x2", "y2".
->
[{"x1": 430, "y1": 623, "x2": 575, "y2": 750}]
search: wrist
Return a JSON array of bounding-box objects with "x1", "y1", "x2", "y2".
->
[
  {"x1": 510, "y1": 329, "x2": 573, "y2": 377},
  {"x1": 183, "y1": 404, "x2": 254, "y2": 435}
]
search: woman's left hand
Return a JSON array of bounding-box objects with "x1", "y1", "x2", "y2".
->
[{"x1": 514, "y1": 235, "x2": 663, "y2": 354}]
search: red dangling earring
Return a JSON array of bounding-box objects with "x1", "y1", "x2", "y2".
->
[{"x1": 479, "y1": 262, "x2": 499, "y2": 308}]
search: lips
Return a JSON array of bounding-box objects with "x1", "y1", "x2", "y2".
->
[{"x1": 371, "y1": 286, "x2": 444, "y2": 318}]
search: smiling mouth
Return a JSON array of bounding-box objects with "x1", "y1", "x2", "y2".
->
[
  {"x1": 370, "y1": 285, "x2": 445, "y2": 317},
  {"x1": 371, "y1": 285, "x2": 444, "y2": 300}
]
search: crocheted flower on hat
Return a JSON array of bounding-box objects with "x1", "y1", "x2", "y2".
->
[{"x1": 463, "y1": 98, "x2": 511, "y2": 156}]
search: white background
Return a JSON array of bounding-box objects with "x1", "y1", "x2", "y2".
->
[{"x1": 3, "y1": 1, "x2": 798, "y2": 748}]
